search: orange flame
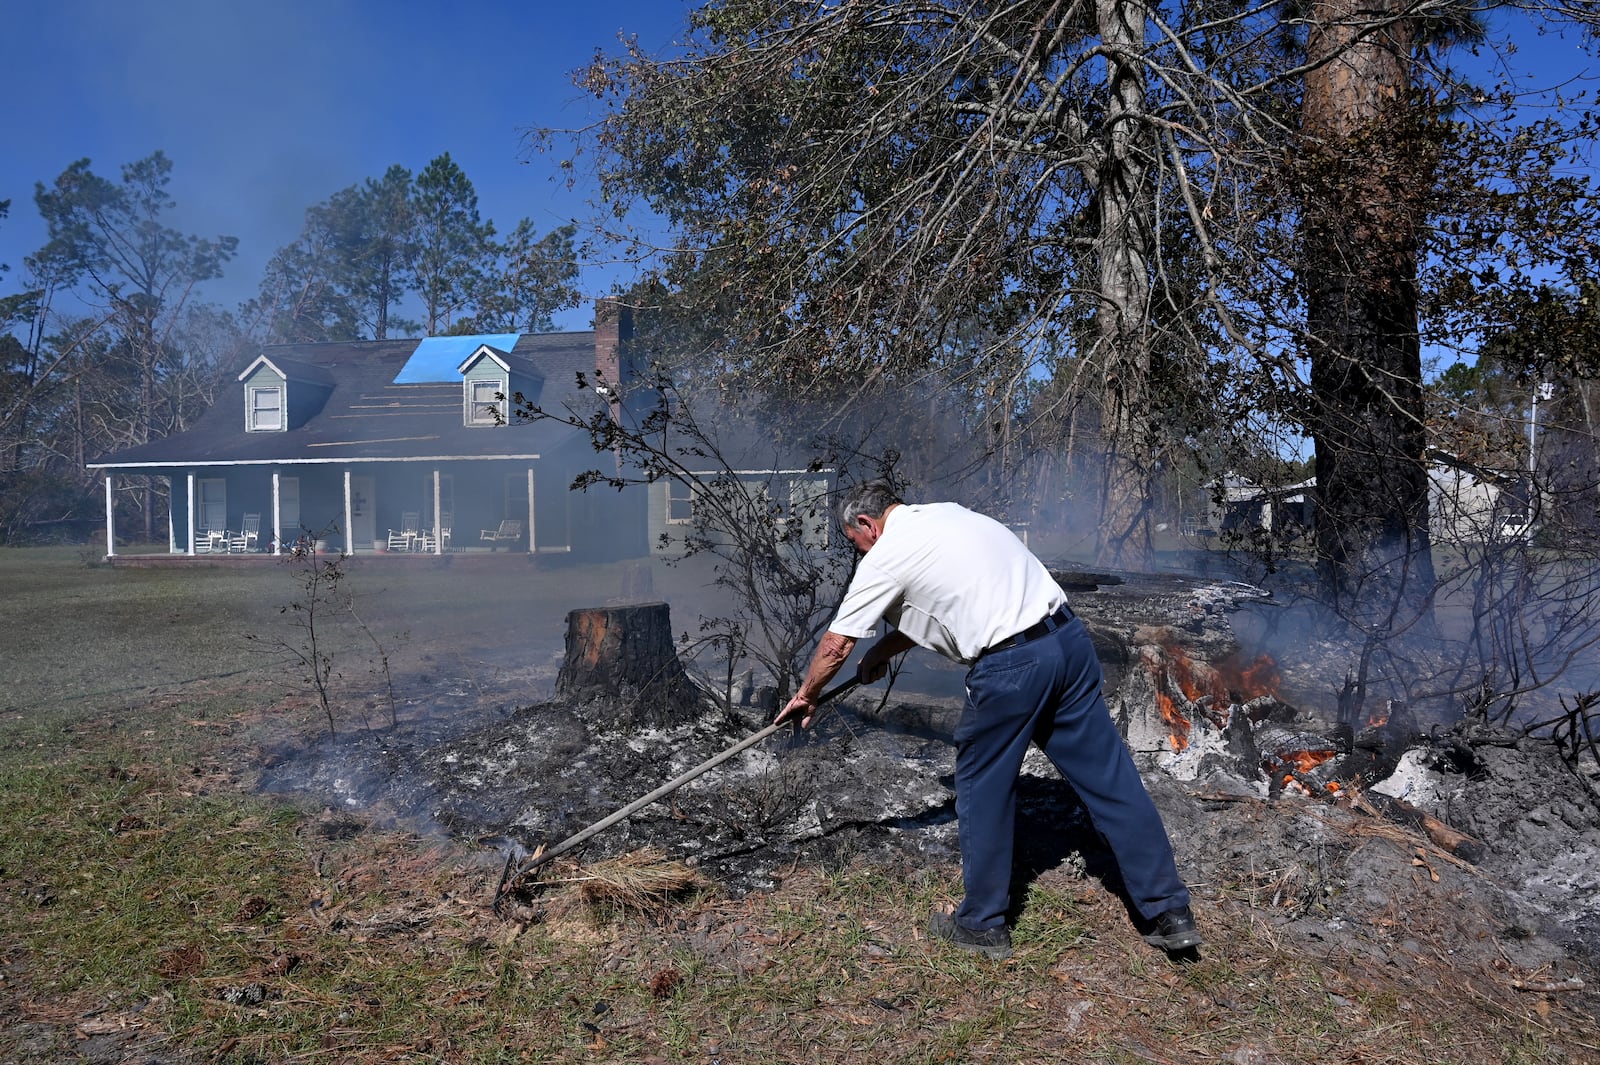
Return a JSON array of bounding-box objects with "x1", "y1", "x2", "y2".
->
[
  {"x1": 1281, "y1": 749, "x2": 1337, "y2": 774},
  {"x1": 1219, "y1": 653, "x2": 1283, "y2": 701},
  {"x1": 1143, "y1": 636, "x2": 1288, "y2": 755},
  {"x1": 1160, "y1": 639, "x2": 1283, "y2": 707},
  {"x1": 1282, "y1": 774, "x2": 1343, "y2": 796},
  {"x1": 1161, "y1": 636, "x2": 1208, "y2": 703},
  {"x1": 1156, "y1": 690, "x2": 1192, "y2": 752},
  {"x1": 1273, "y1": 748, "x2": 1340, "y2": 795}
]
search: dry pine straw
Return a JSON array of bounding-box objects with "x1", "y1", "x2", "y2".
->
[
  {"x1": 514, "y1": 848, "x2": 713, "y2": 912},
  {"x1": 494, "y1": 847, "x2": 1593, "y2": 1064},
  {"x1": 643, "y1": 875, "x2": 1574, "y2": 1062},
  {"x1": 6, "y1": 795, "x2": 1597, "y2": 1064}
]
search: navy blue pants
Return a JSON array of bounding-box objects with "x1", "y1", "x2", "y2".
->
[{"x1": 953, "y1": 614, "x2": 1190, "y2": 931}]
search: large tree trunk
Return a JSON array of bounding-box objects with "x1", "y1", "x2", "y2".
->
[
  {"x1": 376, "y1": 258, "x2": 390, "y2": 341},
  {"x1": 140, "y1": 358, "x2": 155, "y2": 542},
  {"x1": 1093, "y1": 0, "x2": 1158, "y2": 571},
  {"x1": 1300, "y1": 0, "x2": 1437, "y2": 632}
]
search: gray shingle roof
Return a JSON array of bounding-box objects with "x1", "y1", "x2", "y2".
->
[
  {"x1": 90, "y1": 331, "x2": 603, "y2": 470},
  {"x1": 238, "y1": 353, "x2": 336, "y2": 387}
]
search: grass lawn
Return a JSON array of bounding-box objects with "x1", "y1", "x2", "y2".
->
[
  {"x1": 0, "y1": 546, "x2": 721, "y2": 732},
  {"x1": 1, "y1": 545, "x2": 1594, "y2": 1063}
]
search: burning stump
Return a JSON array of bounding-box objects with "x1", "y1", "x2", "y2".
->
[
  {"x1": 1047, "y1": 568, "x2": 1283, "y2": 778},
  {"x1": 556, "y1": 602, "x2": 700, "y2": 727},
  {"x1": 1056, "y1": 565, "x2": 1495, "y2": 864}
]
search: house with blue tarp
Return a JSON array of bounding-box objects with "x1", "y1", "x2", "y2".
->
[{"x1": 87, "y1": 303, "x2": 649, "y2": 562}]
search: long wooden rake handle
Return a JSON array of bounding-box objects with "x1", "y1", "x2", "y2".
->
[{"x1": 514, "y1": 676, "x2": 861, "y2": 876}]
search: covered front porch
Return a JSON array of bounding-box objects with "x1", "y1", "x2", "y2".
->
[{"x1": 92, "y1": 457, "x2": 641, "y2": 563}]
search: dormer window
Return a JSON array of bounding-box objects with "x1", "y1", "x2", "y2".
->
[
  {"x1": 238, "y1": 353, "x2": 331, "y2": 432},
  {"x1": 248, "y1": 385, "x2": 283, "y2": 431},
  {"x1": 457, "y1": 343, "x2": 540, "y2": 427},
  {"x1": 469, "y1": 379, "x2": 504, "y2": 425}
]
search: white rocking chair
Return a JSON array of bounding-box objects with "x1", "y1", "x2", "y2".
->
[
  {"x1": 479, "y1": 519, "x2": 522, "y2": 551},
  {"x1": 227, "y1": 514, "x2": 261, "y2": 554},
  {"x1": 388, "y1": 511, "x2": 421, "y2": 551}
]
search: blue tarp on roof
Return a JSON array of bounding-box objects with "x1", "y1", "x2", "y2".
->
[{"x1": 393, "y1": 333, "x2": 521, "y2": 383}]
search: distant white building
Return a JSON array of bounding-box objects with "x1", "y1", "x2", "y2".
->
[
  {"x1": 1427, "y1": 452, "x2": 1527, "y2": 544},
  {"x1": 1201, "y1": 473, "x2": 1315, "y2": 538},
  {"x1": 1195, "y1": 459, "x2": 1523, "y2": 546}
]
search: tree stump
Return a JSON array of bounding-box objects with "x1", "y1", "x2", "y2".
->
[{"x1": 555, "y1": 602, "x2": 698, "y2": 725}]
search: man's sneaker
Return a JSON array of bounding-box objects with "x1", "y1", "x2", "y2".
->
[
  {"x1": 928, "y1": 911, "x2": 1013, "y2": 960},
  {"x1": 1142, "y1": 905, "x2": 1203, "y2": 951}
]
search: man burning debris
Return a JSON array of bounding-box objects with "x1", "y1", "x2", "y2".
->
[{"x1": 776, "y1": 480, "x2": 1200, "y2": 959}]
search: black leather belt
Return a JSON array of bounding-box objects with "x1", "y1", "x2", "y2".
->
[{"x1": 981, "y1": 605, "x2": 1074, "y2": 657}]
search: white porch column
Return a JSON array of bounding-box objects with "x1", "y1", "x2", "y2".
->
[
  {"x1": 186, "y1": 472, "x2": 197, "y2": 555},
  {"x1": 167, "y1": 476, "x2": 176, "y2": 553},
  {"x1": 527, "y1": 467, "x2": 536, "y2": 553},
  {"x1": 343, "y1": 469, "x2": 354, "y2": 556},
  {"x1": 432, "y1": 468, "x2": 443, "y2": 555},
  {"x1": 271, "y1": 469, "x2": 282, "y2": 556},
  {"x1": 104, "y1": 474, "x2": 116, "y2": 557}
]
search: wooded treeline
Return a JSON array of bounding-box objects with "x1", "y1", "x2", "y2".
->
[{"x1": 0, "y1": 151, "x2": 580, "y2": 542}]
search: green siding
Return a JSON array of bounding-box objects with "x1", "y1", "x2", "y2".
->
[
  {"x1": 461, "y1": 359, "x2": 507, "y2": 425},
  {"x1": 241, "y1": 364, "x2": 281, "y2": 390}
]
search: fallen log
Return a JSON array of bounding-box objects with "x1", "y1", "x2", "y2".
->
[{"x1": 1359, "y1": 791, "x2": 1486, "y2": 864}]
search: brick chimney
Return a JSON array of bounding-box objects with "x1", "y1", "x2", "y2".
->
[{"x1": 594, "y1": 297, "x2": 635, "y2": 392}]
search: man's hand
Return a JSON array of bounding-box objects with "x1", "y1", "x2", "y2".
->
[
  {"x1": 858, "y1": 630, "x2": 916, "y2": 682},
  {"x1": 775, "y1": 692, "x2": 819, "y2": 730},
  {"x1": 857, "y1": 654, "x2": 890, "y2": 684}
]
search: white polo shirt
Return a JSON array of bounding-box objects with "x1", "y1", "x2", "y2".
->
[{"x1": 829, "y1": 502, "x2": 1067, "y2": 665}]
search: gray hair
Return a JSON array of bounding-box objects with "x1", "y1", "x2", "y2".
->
[{"x1": 834, "y1": 479, "x2": 904, "y2": 530}]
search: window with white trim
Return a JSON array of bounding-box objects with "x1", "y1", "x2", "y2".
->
[
  {"x1": 198, "y1": 478, "x2": 227, "y2": 533},
  {"x1": 469, "y1": 379, "x2": 504, "y2": 425},
  {"x1": 666, "y1": 479, "x2": 694, "y2": 524},
  {"x1": 248, "y1": 386, "x2": 283, "y2": 431},
  {"x1": 788, "y1": 477, "x2": 831, "y2": 548}
]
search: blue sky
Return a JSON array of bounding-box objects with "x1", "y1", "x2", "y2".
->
[
  {"x1": 1, "y1": 3, "x2": 1592, "y2": 338},
  {"x1": 0, "y1": 0, "x2": 692, "y2": 331}
]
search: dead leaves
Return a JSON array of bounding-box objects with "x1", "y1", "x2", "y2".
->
[{"x1": 647, "y1": 967, "x2": 682, "y2": 998}]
